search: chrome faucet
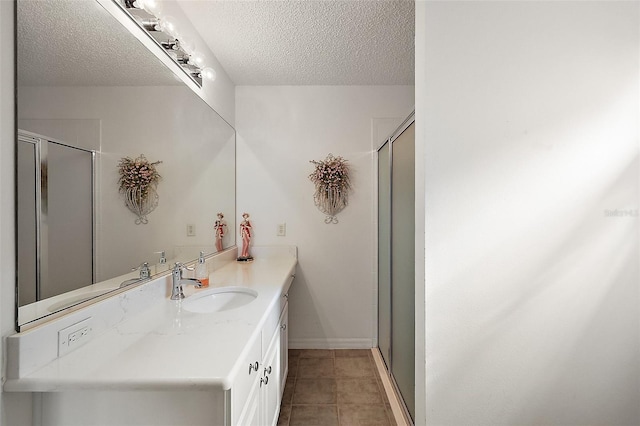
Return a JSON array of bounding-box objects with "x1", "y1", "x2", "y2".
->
[
  {"x1": 120, "y1": 262, "x2": 151, "y2": 288},
  {"x1": 170, "y1": 262, "x2": 202, "y2": 300}
]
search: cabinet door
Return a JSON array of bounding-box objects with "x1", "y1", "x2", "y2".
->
[
  {"x1": 231, "y1": 335, "x2": 262, "y2": 423},
  {"x1": 262, "y1": 328, "x2": 281, "y2": 426},
  {"x1": 279, "y1": 302, "x2": 289, "y2": 393},
  {"x1": 238, "y1": 378, "x2": 261, "y2": 426}
]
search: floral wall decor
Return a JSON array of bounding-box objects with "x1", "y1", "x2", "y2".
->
[
  {"x1": 309, "y1": 153, "x2": 351, "y2": 224},
  {"x1": 118, "y1": 154, "x2": 162, "y2": 224}
]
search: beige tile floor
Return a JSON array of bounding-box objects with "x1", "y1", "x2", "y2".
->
[{"x1": 277, "y1": 349, "x2": 397, "y2": 426}]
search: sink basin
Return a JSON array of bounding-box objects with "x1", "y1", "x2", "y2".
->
[
  {"x1": 182, "y1": 287, "x2": 258, "y2": 314},
  {"x1": 48, "y1": 290, "x2": 113, "y2": 312}
]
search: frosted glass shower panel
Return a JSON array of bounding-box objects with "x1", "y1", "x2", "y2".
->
[{"x1": 390, "y1": 122, "x2": 415, "y2": 421}]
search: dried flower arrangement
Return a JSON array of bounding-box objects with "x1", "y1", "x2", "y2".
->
[
  {"x1": 118, "y1": 154, "x2": 162, "y2": 224},
  {"x1": 309, "y1": 153, "x2": 351, "y2": 224}
]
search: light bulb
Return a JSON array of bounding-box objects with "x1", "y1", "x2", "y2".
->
[
  {"x1": 158, "y1": 16, "x2": 178, "y2": 38},
  {"x1": 201, "y1": 67, "x2": 217, "y2": 82},
  {"x1": 188, "y1": 51, "x2": 206, "y2": 68},
  {"x1": 142, "y1": 0, "x2": 163, "y2": 16}
]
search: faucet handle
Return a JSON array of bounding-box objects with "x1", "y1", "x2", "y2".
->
[
  {"x1": 132, "y1": 262, "x2": 151, "y2": 279},
  {"x1": 173, "y1": 262, "x2": 194, "y2": 272}
]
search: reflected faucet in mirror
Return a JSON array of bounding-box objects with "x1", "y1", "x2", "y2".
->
[
  {"x1": 120, "y1": 262, "x2": 151, "y2": 288},
  {"x1": 154, "y1": 251, "x2": 168, "y2": 273}
]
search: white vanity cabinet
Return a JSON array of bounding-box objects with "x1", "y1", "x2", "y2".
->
[
  {"x1": 38, "y1": 297, "x2": 290, "y2": 426},
  {"x1": 234, "y1": 299, "x2": 289, "y2": 426}
]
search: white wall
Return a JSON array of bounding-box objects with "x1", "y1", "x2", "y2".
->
[
  {"x1": 236, "y1": 86, "x2": 414, "y2": 348},
  {"x1": 419, "y1": 2, "x2": 639, "y2": 425}
]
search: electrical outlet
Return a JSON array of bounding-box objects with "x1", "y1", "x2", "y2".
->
[
  {"x1": 58, "y1": 317, "x2": 93, "y2": 356},
  {"x1": 277, "y1": 223, "x2": 286, "y2": 236},
  {"x1": 187, "y1": 224, "x2": 196, "y2": 236}
]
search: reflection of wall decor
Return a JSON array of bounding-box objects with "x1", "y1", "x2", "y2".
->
[
  {"x1": 214, "y1": 212, "x2": 227, "y2": 252},
  {"x1": 309, "y1": 153, "x2": 351, "y2": 224},
  {"x1": 118, "y1": 154, "x2": 162, "y2": 224},
  {"x1": 238, "y1": 212, "x2": 253, "y2": 261}
]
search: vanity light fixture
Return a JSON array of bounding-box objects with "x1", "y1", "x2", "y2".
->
[{"x1": 117, "y1": 0, "x2": 217, "y2": 87}]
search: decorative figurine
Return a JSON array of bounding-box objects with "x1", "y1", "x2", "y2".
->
[
  {"x1": 214, "y1": 212, "x2": 227, "y2": 252},
  {"x1": 237, "y1": 212, "x2": 253, "y2": 261}
]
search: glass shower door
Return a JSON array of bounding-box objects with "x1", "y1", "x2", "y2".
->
[
  {"x1": 390, "y1": 122, "x2": 415, "y2": 421},
  {"x1": 17, "y1": 131, "x2": 94, "y2": 305},
  {"x1": 377, "y1": 115, "x2": 415, "y2": 423},
  {"x1": 45, "y1": 141, "x2": 94, "y2": 298}
]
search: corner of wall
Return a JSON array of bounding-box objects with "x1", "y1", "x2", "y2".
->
[{"x1": 414, "y1": 2, "x2": 426, "y2": 425}]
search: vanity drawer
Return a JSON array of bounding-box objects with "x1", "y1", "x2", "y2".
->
[{"x1": 232, "y1": 334, "x2": 262, "y2": 421}]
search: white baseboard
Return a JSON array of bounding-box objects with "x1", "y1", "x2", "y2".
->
[{"x1": 288, "y1": 338, "x2": 374, "y2": 349}]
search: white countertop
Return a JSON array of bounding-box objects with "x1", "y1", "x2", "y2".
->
[{"x1": 5, "y1": 251, "x2": 296, "y2": 393}]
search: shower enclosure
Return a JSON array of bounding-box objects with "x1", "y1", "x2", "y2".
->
[{"x1": 377, "y1": 112, "x2": 415, "y2": 423}]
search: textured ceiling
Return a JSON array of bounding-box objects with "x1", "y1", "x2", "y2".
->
[
  {"x1": 177, "y1": 0, "x2": 415, "y2": 85},
  {"x1": 18, "y1": 0, "x2": 181, "y2": 87}
]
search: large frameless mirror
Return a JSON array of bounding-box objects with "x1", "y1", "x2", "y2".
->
[{"x1": 16, "y1": 0, "x2": 236, "y2": 329}]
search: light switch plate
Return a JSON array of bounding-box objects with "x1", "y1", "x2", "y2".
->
[{"x1": 277, "y1": 223, "x2": 286, "y2": 236}]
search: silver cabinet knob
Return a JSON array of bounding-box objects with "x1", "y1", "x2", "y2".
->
[
  {"x1": 249, "y1": 361, "x2": 259, "y2": 374},
  {"x1": 281, "y1": 324, "x2": 287, "y2": 330}
]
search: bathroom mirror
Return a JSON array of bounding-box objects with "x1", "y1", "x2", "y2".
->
[{"x1": 16, "y1": 0, "x2": 236, "y2": 329}]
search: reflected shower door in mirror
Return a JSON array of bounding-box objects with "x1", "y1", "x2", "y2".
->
[
  {"x1": 16, "y1": 0, "x2": 236, "y2": 329},
  {"x1": 18, "y1": 132, "x2": 95, "y2": 307}
]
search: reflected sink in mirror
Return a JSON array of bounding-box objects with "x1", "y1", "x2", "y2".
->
[
  {"x1": 47, "y1": 290, "x2": 113, "y2": 312},
  {"x1": 182, "y1": 287, "x2": 258, "y2": 314}
]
